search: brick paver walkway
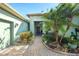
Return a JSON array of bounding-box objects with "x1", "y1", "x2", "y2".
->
[
  {"x1": 23, "y1": 36, "x2": 64, "y2": 56},
  {"x1": 0, "y1": 36, "x2": 64, "y2": 56}
]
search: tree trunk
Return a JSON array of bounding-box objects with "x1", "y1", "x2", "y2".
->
[
  {"x1": 60, "y1": 18, "x2": 72, "y2": 44},
  {"x1": 60, "y1": 29, "x2": 68, "y2": 43},
  {"x1": 53, "y1": 20, "x2": 60, "y2": 48},
  {"x1": 55, "y1": 31, "x2": 59, "y2": 43},
  {"x1": 53, "y1": 20, "x2": 59, "y2": 43},
  {"x1": 55, "y1": 31, "x2": 60, "y2": 48}
]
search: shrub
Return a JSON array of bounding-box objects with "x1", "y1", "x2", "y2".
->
[
  {"x1": 20, "y1": 31, "x2": 33, "y2": 44},
  {"x1": 42, "y1": 32, "x2": 55, "y2": 44},
  {"x1": 61, "y1": 37, "x2": 69, "y2": 44}
]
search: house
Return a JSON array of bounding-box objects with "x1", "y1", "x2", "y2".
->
[
  {"x1": 27, "y1": 13, "x2": 79, "y2": 37},
  {"x1": 0, "y1": 3, "x2": 79, "y2": 50},
  {"x1": 0, "y1": 3, "x2": 29, "y2": 49}
]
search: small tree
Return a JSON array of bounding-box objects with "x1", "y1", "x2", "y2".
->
[
  {"x1": 44, "y1": 8, "x2": 68, "y2": 48},
  {"x1": 43, "y1": 3, "x2": 79, "y2": 47}
]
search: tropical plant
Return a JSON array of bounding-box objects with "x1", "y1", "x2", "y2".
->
[
  {"x1": 57, "y1": 3, "x2": 79, "y2": 43},
  {"x1": 42, "y1": 32, "x2": 55, "y2": 44},
  {"x1": 43, "y1": 3, "x2": 79, "y2": 48},
  {"x1": 20, "y1": 31, "x2": 33, "y2": 44},
  {"x1": 43, "y1": 21, "x2": 53, "y2": 33},
  {"x1": 43, "y1": 5, "x2": 67, "y2": 48}
]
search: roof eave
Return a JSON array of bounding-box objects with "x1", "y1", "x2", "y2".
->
[{"x1": 0, "y1": 3, "x2": 25, "y2": 20}]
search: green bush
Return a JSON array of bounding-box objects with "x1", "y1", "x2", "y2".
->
[
  {"x1": 61, "y1": 37, "x2": 69, "y2": 44},
  {"x1": 42, "y1": 32, "x2": 55, "y2": 44},
  {"x1": 67, "y1": 37, "x2": 78, "y2": 45}
]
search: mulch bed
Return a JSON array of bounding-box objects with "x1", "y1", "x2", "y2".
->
[{"x1": 42, "y1": 41, "x2": 79, "y2": 56}]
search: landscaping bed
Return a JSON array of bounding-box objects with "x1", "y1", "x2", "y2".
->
[
  {"x1": 42, "y1": 40, "x2": 79, "y2": 56},
  {"x1": 42, "y1": 3, "x2": 79, "y2": 56},
  {"x1": 42, "y1": 32, "x2": 79, "y2": 56}
]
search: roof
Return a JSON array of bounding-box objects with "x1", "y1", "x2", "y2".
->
[
  {"x1": 27, "y1": 13, "x2": 45, "y2": 17},
  {"x1": 0, "y1": 3, "x2": 26, "y2": 20}
]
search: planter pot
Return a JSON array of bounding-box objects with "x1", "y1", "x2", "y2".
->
[{"x1": 68, "y1": 43, "x2": 77, "y2": 49}]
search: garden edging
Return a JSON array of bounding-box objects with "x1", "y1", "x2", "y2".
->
[{"x1": 41, "y1": 39, "x2": 79, "y2": 56}]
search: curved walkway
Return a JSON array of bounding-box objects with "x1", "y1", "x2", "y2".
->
[{"x1": 0, "y1": 36, "x2": 64, "y2": 56}]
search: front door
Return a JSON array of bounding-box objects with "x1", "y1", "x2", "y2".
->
[
  {"x1": 35, "y1": 21, "x2": 42, "y2": 36},
  {"x1": 0, "y1": 19, "x2": 11, "y2": 49}
]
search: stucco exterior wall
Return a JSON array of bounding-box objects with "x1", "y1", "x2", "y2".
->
[
  {"x1": 16, "y1": 21, "x2": 29, "y2": 35},
  {"x1": 29, "y1": 16, "x2": 48, "y2": 21},
  {"x1": 30, "y1": 20, "x2": 35, "y2": 34},
  {"x1": 0, "y1": 8, "x2": 29, "y2": 46}
]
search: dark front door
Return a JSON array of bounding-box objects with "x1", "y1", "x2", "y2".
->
[{"x1": 34, "y1": 21, "x2": 42, "y2": 36}]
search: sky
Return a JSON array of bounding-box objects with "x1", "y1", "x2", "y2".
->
[{"x1": 10, "y1": 3, "x2": 59, "y2": 17}]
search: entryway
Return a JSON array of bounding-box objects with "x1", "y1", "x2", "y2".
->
[
  {"x1": 34, "y1": 21, "x2": 43, "y2": 36},
  {"x1": 0, "y1": 19, "x2": 13, "y2": 50}
]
